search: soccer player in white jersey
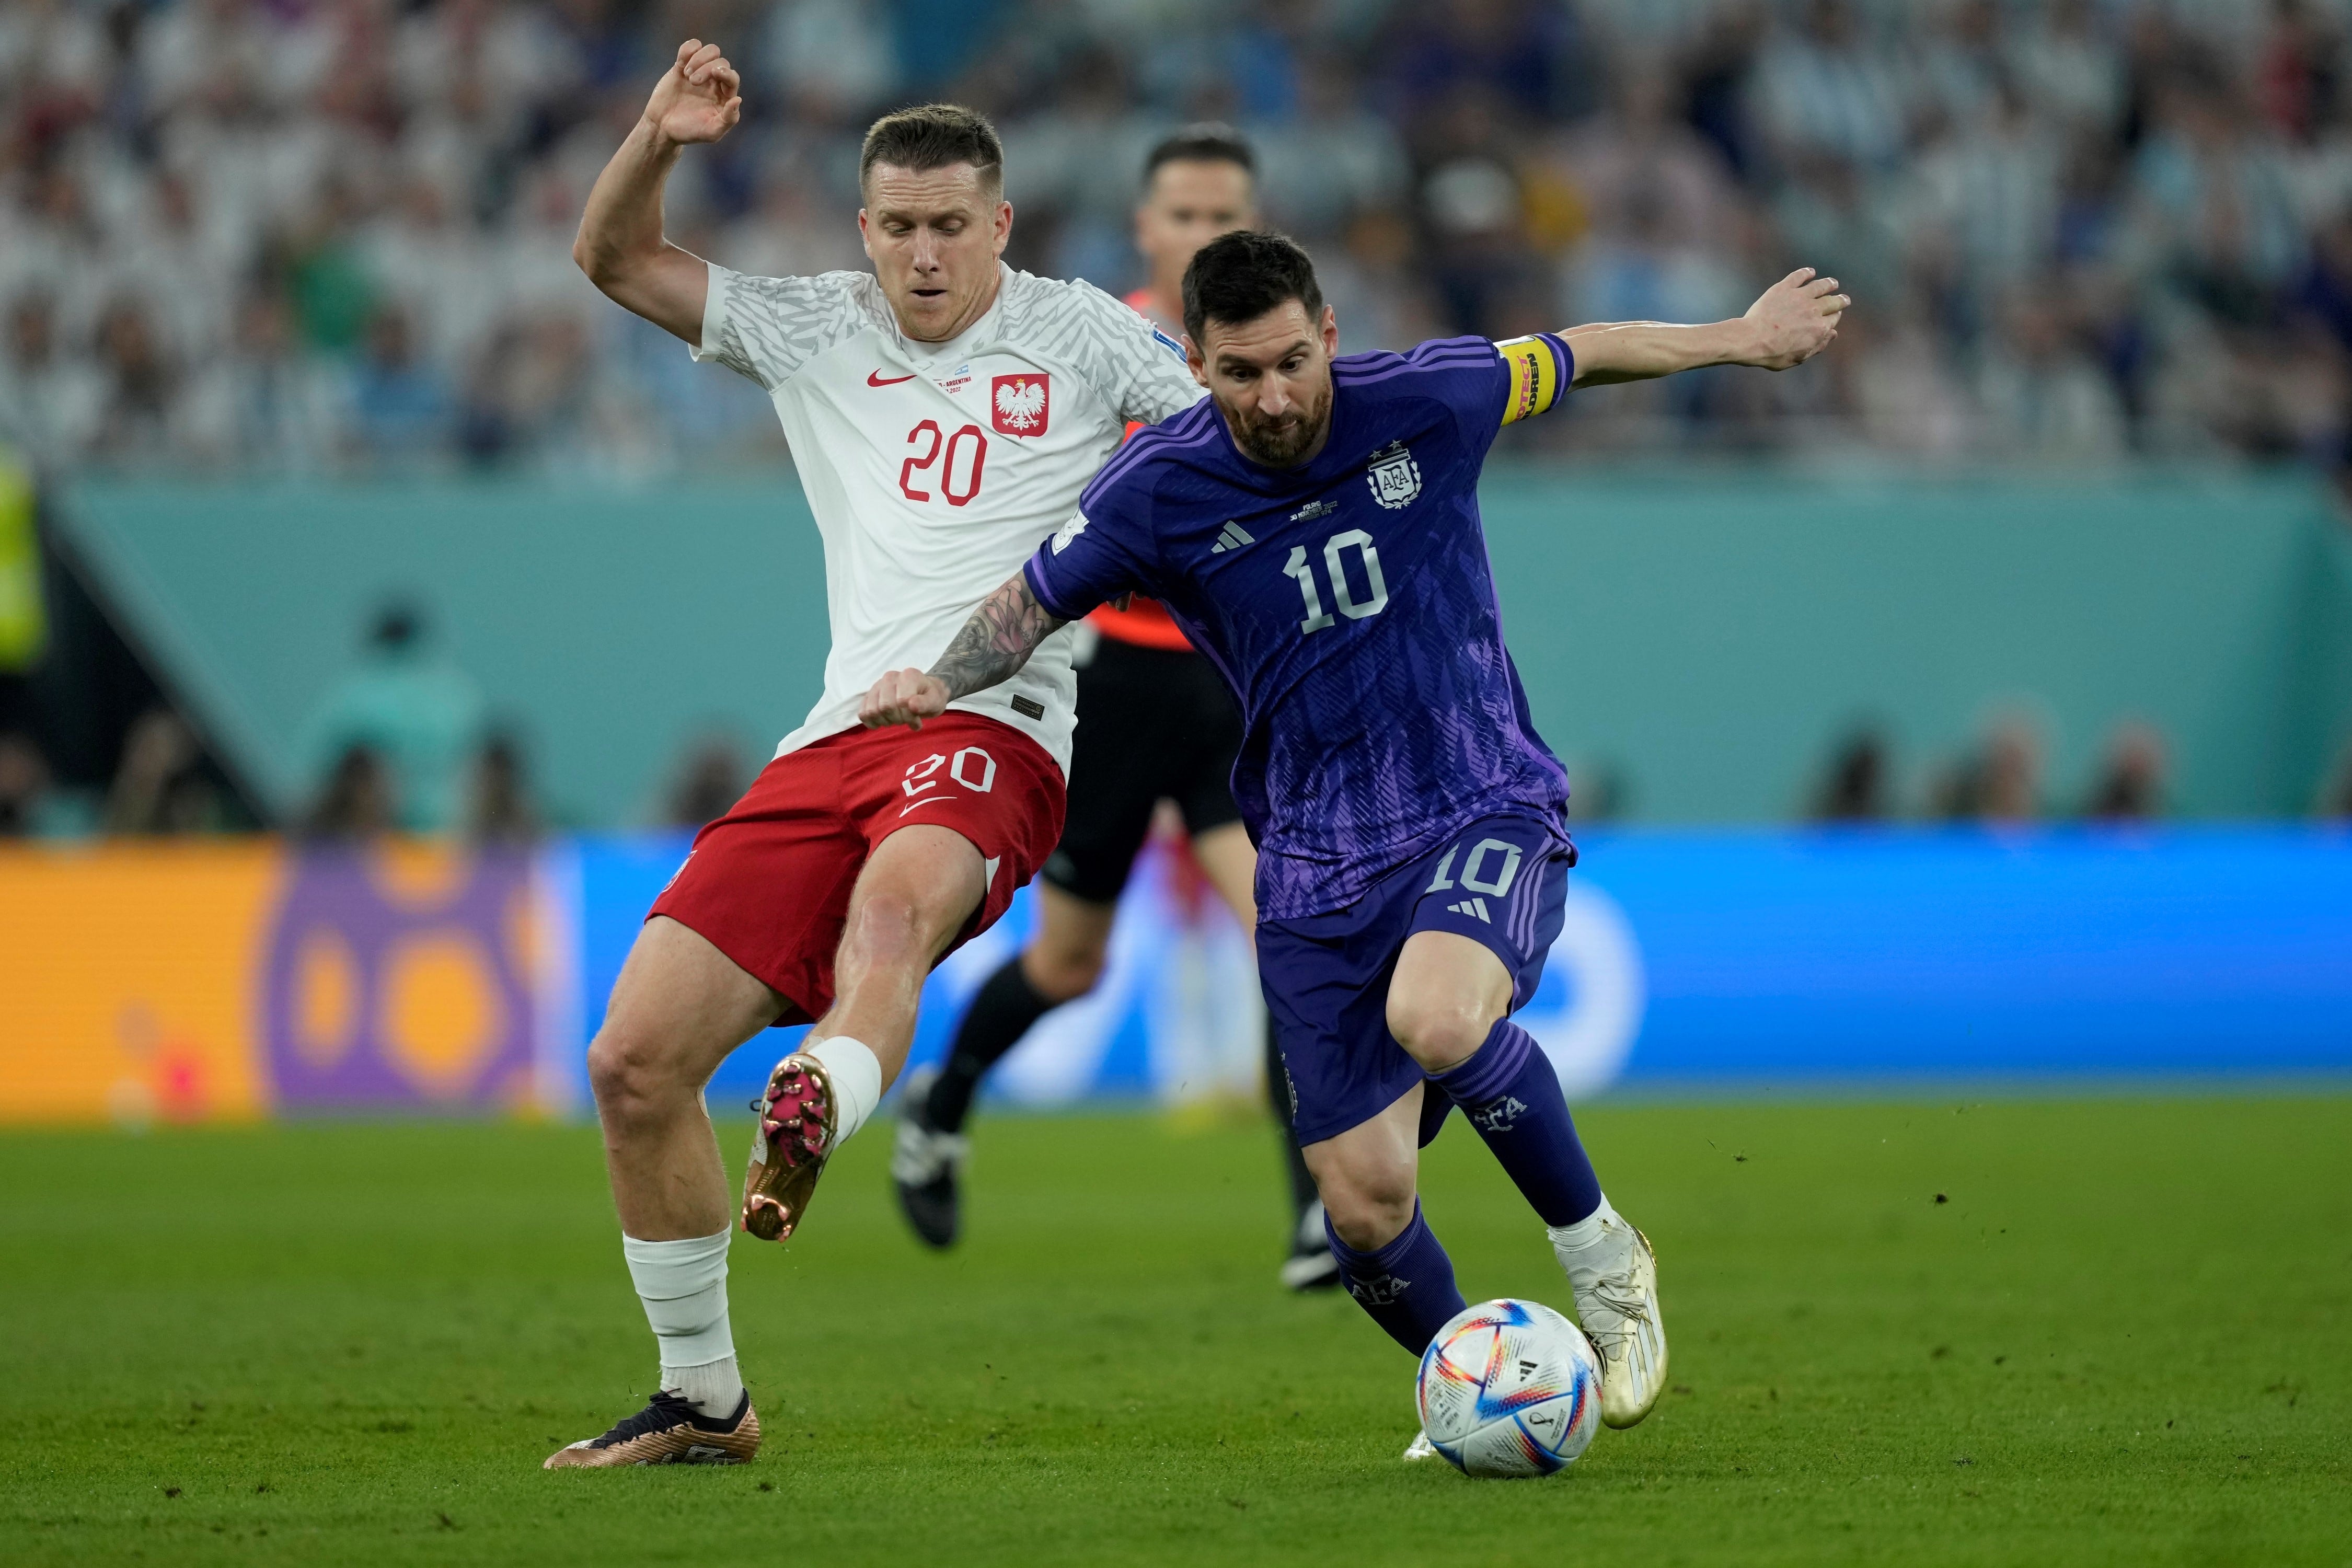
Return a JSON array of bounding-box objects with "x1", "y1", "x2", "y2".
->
[{"x1": 544, "y1": 40, "x2": 1201, "y2": 1468}]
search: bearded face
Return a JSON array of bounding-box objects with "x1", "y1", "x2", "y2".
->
[
  {"x1": 1219, "y1": 374, "x2": 1332, "y2": 467},
  {"x1": 1191, "y1": 299, "x2": 1340, "y2": 470}
]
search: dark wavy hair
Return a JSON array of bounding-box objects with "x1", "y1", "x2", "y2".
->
[{"x1": 1181, "y1": 230, "x2": 1323, "y2": 348}]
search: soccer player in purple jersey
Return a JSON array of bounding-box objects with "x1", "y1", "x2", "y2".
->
[{"x1": 860, "y1": 231, "x2": 1846, "y2": 1448}]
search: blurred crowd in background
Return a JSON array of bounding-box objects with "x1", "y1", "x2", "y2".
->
[
  {"x1": 5, "y1": 0, "x2": 2352, "y2": 476},
  {"x1": 6, "y1": 0, "x2": 2352, "y2": 837}
]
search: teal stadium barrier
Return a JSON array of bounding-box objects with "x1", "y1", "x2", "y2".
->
[{"x1": 57, "y1": 467, "x2": 2352, "y2": 827}]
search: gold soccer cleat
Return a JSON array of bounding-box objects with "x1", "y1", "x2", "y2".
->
[
  {"x1": 741, "y1": 1053, "x2": 839, "y2": 1242},
  {"x1": 543, "y1": 1391, "x2": 760, "y2": 1469}
]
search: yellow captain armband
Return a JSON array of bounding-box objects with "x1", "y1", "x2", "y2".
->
[{"x1": 1495, "y1": 332, "x2": 1572, "y2": 426}]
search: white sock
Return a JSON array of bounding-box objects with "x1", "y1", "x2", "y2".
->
[
  {"x1": 664, "y1": 1355, "x2": 744, "y2": 1418},
  {"x1": 1547, "y1": 1195, "x2": 1621, "y2": 1253},
  {"x1": 806, "y1": 1035, "x2": 883, "y2": 1144},
  {"x1": 622, "y1": 1228, "x2": 743, "y2": 1417}
]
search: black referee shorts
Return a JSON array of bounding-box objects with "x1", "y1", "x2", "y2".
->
[{"x1": 1041, "y1": 635, "x2": 1246, "y2": 905}]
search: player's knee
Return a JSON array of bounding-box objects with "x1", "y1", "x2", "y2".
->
[
  {"x1": 1385, "y1": 989, "x2": 1494, "y2": 1074},
  {"x1": 585, "y1": 1022, "x2": 677, "y2": 1121},
  {"x1": 841, "y1": 890, "x2": 939, "y2": 974},
  {"x1": 1022, "y1": 939, "x2": 1104, "y2": 1002},
  {"x1": 1320, "y1": 1174, "x2": 1418, "y2": 1254}
]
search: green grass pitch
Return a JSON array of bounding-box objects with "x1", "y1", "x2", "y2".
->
[{"x1": 2, "y1": 1094, "x2": 2346, "y2": 1566}]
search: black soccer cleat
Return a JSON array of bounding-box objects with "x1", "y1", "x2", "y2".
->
[{"x1": 890, "y1": 1066, "x2": 969, "y2": 1250}]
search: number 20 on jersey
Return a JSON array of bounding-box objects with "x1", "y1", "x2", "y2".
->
[{"x1": 900, "y1": 421, "x2": 988, "y2": 507}]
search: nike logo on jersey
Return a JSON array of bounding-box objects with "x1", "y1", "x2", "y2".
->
[
  {"x1": 868, "y1": 370, "x2": 917, "y2": 386},
  {"x1": 1208, "y1": 521, "x2": 1256, "y2": 554},
  {"x1": 1445, "y1": 897, "x2": 1492, "y2": 923}
]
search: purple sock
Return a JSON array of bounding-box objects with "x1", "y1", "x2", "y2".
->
[
  {"x1": 1323, "y1": 1200, "x2": 1467, "y2": 1356},
  {"x1": 1432, "y1": 1019, "x2": 1603, "y2": 1227}
]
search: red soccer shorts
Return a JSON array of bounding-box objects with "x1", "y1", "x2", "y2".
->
[{"x1": 649, "y1": 713, "x2": 1066, "y2": 1025}]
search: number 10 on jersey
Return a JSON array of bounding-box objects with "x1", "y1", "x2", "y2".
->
[{"x1": 1283, "y1": 528, "x2": 1389, "y2": 634}]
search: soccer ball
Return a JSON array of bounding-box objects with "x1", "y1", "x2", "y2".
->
[{"x1": 1415, "y1": 1298, "x2": 1603, "y2": 1477}]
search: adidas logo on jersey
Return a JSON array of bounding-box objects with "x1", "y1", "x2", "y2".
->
[
  {"x1": 1445, "y1": 897, "x2": 1493, "y2": 923},
  {"x1": 1209, "y1": 521, "x2": 1256, "y2": 554}
]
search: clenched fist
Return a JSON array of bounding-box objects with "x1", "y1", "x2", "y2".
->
[{"x1": 861, "y1": 668, "x2": 952, "y2": 731}]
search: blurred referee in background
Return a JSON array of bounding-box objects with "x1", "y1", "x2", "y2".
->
[{"x1": 892, "y1": 124, "x2": 1338, "y2": 1291}]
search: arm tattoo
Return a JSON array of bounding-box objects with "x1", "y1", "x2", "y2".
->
[{"x1": 927, "y1": 574, "x2": 1066, "y2": 700}]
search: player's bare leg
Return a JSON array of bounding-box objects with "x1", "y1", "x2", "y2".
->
[
  {"x1": 1389, "y1": 932, "x2": 1667, "y2": 1429},
  {"x1": 594, "y1": 917, "x2": 785, "y2": 1239},
  {"x1": 745, "y1": 825, "x2": 986, "y2": 1241},
  {"x1": 549, "y1": 916, "x2": 781, "y2": 1468}
]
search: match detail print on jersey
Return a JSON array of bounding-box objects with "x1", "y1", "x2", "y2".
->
[{"x1": 1494, "y1": 333, "x2": 1574, "y2": 426}]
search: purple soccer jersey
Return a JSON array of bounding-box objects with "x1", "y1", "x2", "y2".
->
[{"x1": 1025, "y1": 334, "x2": 1575, "y2": 920}]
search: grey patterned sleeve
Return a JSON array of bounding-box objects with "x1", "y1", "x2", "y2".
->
[
  {"x1": 1053, "y1": 280, "x2": 1207, "y2": 427},
  {"x1": 688, "y1": 265, "x2": 882, "y2": 390}
]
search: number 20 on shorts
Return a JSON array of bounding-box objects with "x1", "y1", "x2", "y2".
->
[{"x1": 903, "y1": 747, "x2": 999, "y2": 798}]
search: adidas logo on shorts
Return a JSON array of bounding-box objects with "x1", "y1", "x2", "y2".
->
[{"x1": 1445, "y1": 896, "x2": 1492, "y2": 923}]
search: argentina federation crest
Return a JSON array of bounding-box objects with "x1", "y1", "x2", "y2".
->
[{"x1": 1367, "y1": 442, "x2": 1421, "y2": 510}]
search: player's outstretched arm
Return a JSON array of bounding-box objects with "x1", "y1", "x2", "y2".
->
[
  {"x1": 572, "y1": 39, "x2": 743, "y2": 344},
  {"x1": 1563, "y1": 268, "x2": 1849, "y2": 388},
  {"x1": 861, "y1": 573, "x2": 1068, "y2": 731}
]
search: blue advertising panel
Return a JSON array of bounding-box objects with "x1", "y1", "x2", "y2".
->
[
  {"x1": 559, "y1": 827, "x2": 2352, "y2": 1106},
  {"x1": 1546, "y1": 827, "x2": 2352, "y2": 1086}
]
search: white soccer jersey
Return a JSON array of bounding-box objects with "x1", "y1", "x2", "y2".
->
[{"x1": 692, "y1": 261, "x2": 1204, "y2": 773}]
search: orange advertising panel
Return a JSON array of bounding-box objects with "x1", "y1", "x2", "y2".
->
[
  {"x1": 0, "y1": 840, "x2": 278, "y2": 1123},
  {"x1": 0, "y1": 840, "x2": 557, "y2": 1124}
]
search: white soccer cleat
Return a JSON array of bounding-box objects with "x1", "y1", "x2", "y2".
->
[
  {"x1": 1401, "y1": 1429, "x2": 1439, "y2": 1462},
  {"x1": 1554, "y1": 1213, "x2": 1667, "y2": 1429}
]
